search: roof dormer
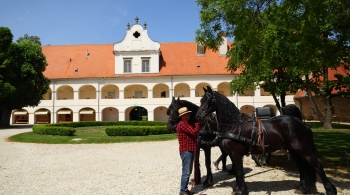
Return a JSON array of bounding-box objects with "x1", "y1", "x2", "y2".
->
[{"x1": 113, "y1": 17, "x2": 160, "y2": 75}]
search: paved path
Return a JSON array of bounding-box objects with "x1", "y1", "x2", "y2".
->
[{"x1": 0, "y1": 126, "x2": 349, "y2": 195}]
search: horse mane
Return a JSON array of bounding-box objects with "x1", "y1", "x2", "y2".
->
[{"x1": 214, "y1": 91, "x2": 241, "y2": 124}]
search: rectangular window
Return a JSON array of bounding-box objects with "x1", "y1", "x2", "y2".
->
[
  {"x1": 177, "y1": 90, "x2": 185, "y2": 97},
  {"x1": 142, "y1": 59, "x2": 150, "y2": 72},
  {"x1": 107, "y1": 92, "x2": 115, "y2": 99},
  {"x1": 197, "y1": 43, "x2": 205, "y2": 56},
  {"x1": 124, "y1": 59, "x2": 132, "y2": 73},
  {"x1": 135, "y1": 91, "x2": 142, "y2": 98}
]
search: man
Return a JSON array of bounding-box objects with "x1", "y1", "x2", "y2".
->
[{"x1": 176, "y1": 107, "x2": 202, "y2": 195}]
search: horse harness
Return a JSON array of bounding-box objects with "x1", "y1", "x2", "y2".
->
[{"x1": 201, "y1": 113, "x2": 270, "y2": 159}]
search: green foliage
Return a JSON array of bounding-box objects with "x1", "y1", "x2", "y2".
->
[
  {"x1": 196, "y1": 0, "x2": 350, "y2": 127},
  {"x1": 0, "y1": 27, "x2": 50, "y2": 117},
  {"x1": 334, "y1": 69, "x2": 350, "y2": 99},
  {"x1": 32, "y1": 125, "x2": 75, "y2": 136},
  {"x1": 31, "y1": 121, "x2": 169, "y2": 137},
  {"x1": 0, "y1": 27, "x2": 13, "y2": 52},
  {"x1": 195, "y1": 0, "x2": 350, "y2": 105},
  {"x1": 9, "y1": 126, "x2": 177, "y2": 144},
  {"x1": 0, "y1": 27, "x2": 15, "y2": 98},
  {"x1": 48, "y1": 121, "x2": 167, "y2": 128},
  {"x1": 16, "y1": 33, "x2": 41, "y2": 45},
  {"x1": 105, "y1": 126, "x2": 168, "y2": 136}
]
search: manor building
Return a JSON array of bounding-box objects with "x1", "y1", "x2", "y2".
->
[{"x1": 11, "y1": 17, "x2": 296, "y2": 125}]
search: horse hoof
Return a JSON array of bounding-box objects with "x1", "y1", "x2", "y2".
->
[
  {"x1": 231, "y1": 191, "x2": 248, "y2": 195},
  {"x1": 294, "y1": 189, "x2": 314, "y2": 194},
  {"x1": 294, "y1": 185, "x2": 317, "y2": 194},
  {"x1": 202, "y1": 182, "x2": 213, "y2": 188},
  {"x1": 294, "y1": 189, "x2": 304, "y2": 194}
]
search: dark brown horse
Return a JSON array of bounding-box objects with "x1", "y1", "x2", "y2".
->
[
  {"x1": 195, "y1": 86, "x2": 337, "y2": 195},
  {"x1": 167, "y1": 97, "x2": 228, "y2": 187}
]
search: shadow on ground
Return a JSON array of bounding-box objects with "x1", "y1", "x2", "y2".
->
[{"x1": 192, "y1": 153, "x2": 350, "y2": 194}]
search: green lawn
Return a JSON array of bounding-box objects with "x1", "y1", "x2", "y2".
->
[
  {"x1": 307, "y1": 123, "x2": 350, "y2": 170},
  {"x1": 8, "y1": 126, "x2": 177, "y2": 144}
]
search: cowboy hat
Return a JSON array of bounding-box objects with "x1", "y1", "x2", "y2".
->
[{"x1": 178, "y1": 107, "x2": 192, "y2": 118}]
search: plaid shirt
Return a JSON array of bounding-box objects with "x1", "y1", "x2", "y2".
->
[{"x1": 176, "y1": 120, "x2": 201, "y2": 154}]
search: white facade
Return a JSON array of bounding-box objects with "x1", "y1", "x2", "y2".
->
[
  {"x1": 113, "y1": 21, "x2": 160, "y2": 74},
  {"x1": 11, "y1": 17, "x2": 296, "y2": 125},
  {"x1": 13, "y1": 75, "x2": 295, "y2": 124}
]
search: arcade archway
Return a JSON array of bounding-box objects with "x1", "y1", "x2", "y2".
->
[{"x1": 129, "y1": 106, "x2": 148, "y2": 121}]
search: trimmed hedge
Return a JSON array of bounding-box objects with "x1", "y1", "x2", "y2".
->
[
  {"x1": 48, "y1": 121, "x2": 167, "y2": 128},
  {"x1": 33, "y1": 125, "x2": 75, "y2": 136},
  {"x1": 32, "y1": 121, "x2": 169, "y2": 136},
  {"x1": 105, "y1": 126, "x2": 169, "y2": 136}
]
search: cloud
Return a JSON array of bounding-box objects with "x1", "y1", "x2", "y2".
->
[
  {"x1": 110, "y1": 18, "x2": 122, "y2": 27},
  {"x1": 115, "y1": 6, "x2": 128, "y2": 16}
]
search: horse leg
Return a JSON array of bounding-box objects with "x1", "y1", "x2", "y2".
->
[
  {"x1": 228, "y1": 155, "x2": 236, "y2": 175},
  {"x1": 303, "y1": 154, "x2": 337, "y2": 195},
  {"x1": 202, "y1": 145, "x2": 214, "y2": 188},
  {"x1": 230, "y1": 152, "x2": 247, "y2": 195},
  {"x1": 289, "y1": 150, "x2": 315, "y2": 194},
  {"x1": 194, "y1": 144, "x2": 201, "y2": 185}
]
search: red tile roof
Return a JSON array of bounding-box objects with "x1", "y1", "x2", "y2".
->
[
  {"x1": 42, "y1": 44, "x2": 114, "y2": 79},
  {"x1": 42, "y1": 42, "x2": 236, "y2": 79},
  {"x1": 294, "y1": 66, "x2": 350, "y2": 98}
]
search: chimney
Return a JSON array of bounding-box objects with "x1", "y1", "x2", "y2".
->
[{"x1": 218, "y1": 35, "x2": 228, "y2": 56}]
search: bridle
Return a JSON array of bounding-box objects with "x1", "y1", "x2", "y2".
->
[
  {"x1": 201, "y1": 91, "x2": 217, "y2": 117},
  {"x1": 167, "y1": 102, "x2": 178, "y2": 125},
  {"x1": 202, "y1": 92, "x2": 252, "y2": 127}
]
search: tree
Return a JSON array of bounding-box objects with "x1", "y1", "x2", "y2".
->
[
  {"x1": 195, "y1": 0, "x2": 350, "y2": 129},
  {"x1": 16, "y1": 33, "x2": 41, "y2": 45},
  {"x1": 0, "y1": 27, "x2": 50, "y2": 127},
  {"x1": 334, "y1": 63, "x2": 350, "y2": 99}
]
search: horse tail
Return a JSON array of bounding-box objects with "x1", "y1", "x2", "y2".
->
[
  {"x1": 308, "y1": 140, "x2": 318, "y2": 189},
  {"x1": 307, "y1": 124, "x2": 319, "y2": 181},
  {"x1": 312, "y1": 139, "x2": 318, "y2": 158}
]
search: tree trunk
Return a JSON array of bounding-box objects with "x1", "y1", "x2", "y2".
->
[
  {"x1": 280, "y1": 95, "x2": 286, "y2": 107},
  {"x1": 306, "y1": 88, "x2": 324, "y2": 123},
  {"x1": 323, "y1": 93, "x2": 333, "y2": 129},
  {"x1": 272, "y1": 93, "x2": 281, "y2": 112},
  {"x1": 0, "y1": 109, "x2": 12, "y2": 127},
  {"x1": 323, "y1": 67, "x2": 333, "y2": 129}
]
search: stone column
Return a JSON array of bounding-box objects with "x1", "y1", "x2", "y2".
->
[
  {"x1": 190, "y1": 88, "x2": 196, "y2": 97},
  {"x1": 119, "y1": 90, "x2": 125, "y2": 99},
  {"x1": 119, "y1": 111, "x2": 125, "y2": 121},
  {"x1": 147, "y1": 110, "x2": 154, "y2": 121},
  {"x1": 148, "y1": 89, "x2": 153, "y2": 98},
  {"x1": 73, "y1": 111, "x2": 79, "y2": 122},
  {"x1": 73, "y1": 90, "x2": 79, "y2": 99}
]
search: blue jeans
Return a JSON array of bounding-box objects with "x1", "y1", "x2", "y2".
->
[{"x1": 180, "y1": 151, "x2": 194, "y2": 194}]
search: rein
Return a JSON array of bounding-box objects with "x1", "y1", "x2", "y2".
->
[
  {"x1": 200, "y1": 92, "x2": 260, "y2": 148},
  {"x1": 206, "y1": 113, "x2": 253, "y2": 127}
]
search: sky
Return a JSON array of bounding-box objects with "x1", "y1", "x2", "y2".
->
[{"x1": 0, "y1": 0, "x2": 203, "y2": 46}]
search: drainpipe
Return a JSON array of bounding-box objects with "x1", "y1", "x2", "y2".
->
[
  {"x1": 97, "y1": 77, "x2": 105, "y2": 121},
  {"x1": 171, "y1": 75, "x2": 173, "y2": 97},
  {"x1": 52, "y1": 80, "x2": 55, "y2": 124}
]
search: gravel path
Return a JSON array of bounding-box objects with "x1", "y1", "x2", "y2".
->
[{"x1": 0, "y1": 127, "x2": 349, "y2": 195}]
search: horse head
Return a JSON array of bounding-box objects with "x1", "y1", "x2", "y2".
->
[
  {"x1": 166, "y1": 96, "x2": 181, "y2": 133},
  {"x1": 196, "y1": 86, "x2": 218, "y2": 123}
]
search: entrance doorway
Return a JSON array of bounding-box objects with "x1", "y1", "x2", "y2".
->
[{"x1": 129, "y1": 106, "x2": 148, "y2": 120}]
